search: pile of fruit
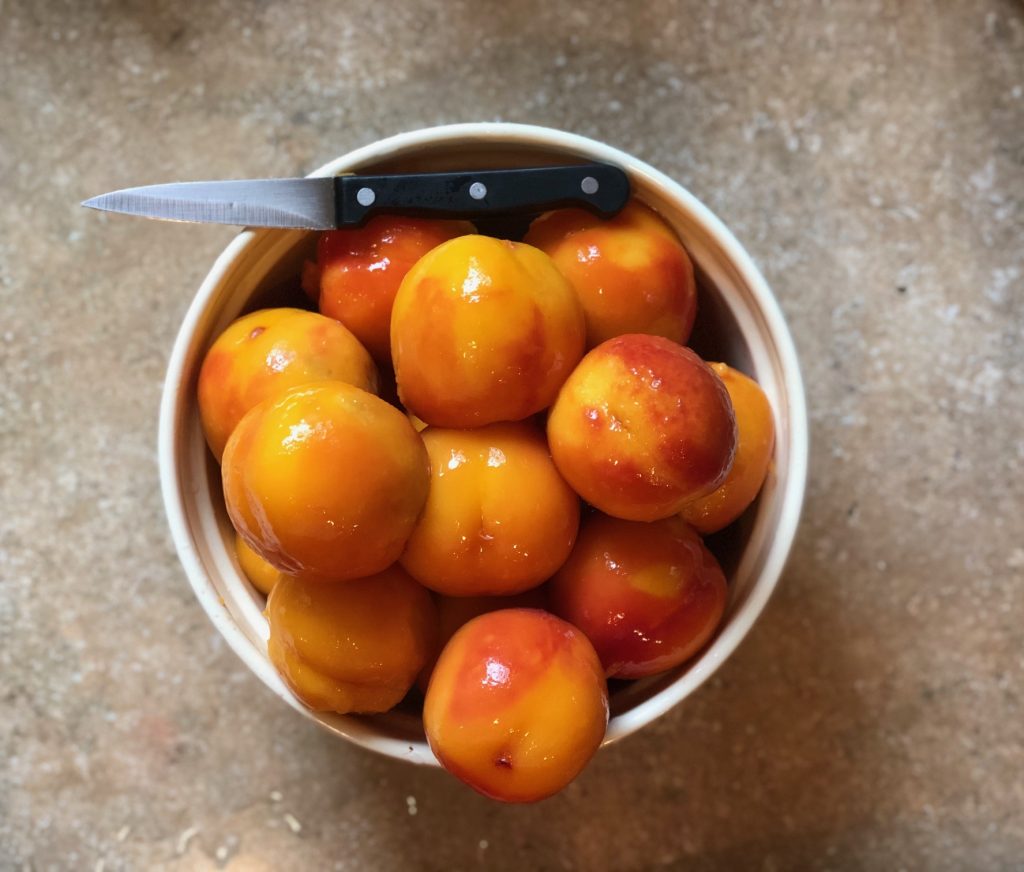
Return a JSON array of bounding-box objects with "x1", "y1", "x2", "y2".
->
[{"x1": 197, "y1": 198, "x2": 775, "y2": 802}]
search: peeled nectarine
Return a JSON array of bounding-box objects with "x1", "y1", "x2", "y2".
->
[
  {"x1": 424, "y1": 609, "x2": 608, "y2": 802},
  {"x1": 547, "y1": 334, "x2": 737, "y2": 521},
  {"x1": 680, "y1": 363, "x2": 775, "y2": 533},
  {"x1": 267, "y1": 566, "x2": 436, "y2": 713},
  {"x1": 549, "y1": 513, "x2": 727, "y2": 679},
  {"x1": 222, "y1": 381, "x2": 429, "y2": 583},
  {"x1": 400, "y1": 422, "x2": 579, "y2": 596},
  {"x1": 391, "y1": 235, "x2": 585, "y2": 427},
  {"x1": 198, "y1": 308, "x2": 378, "y2": 461},
  {"x1": 525, "y1": 199, "x2": 697, "y2": 348}
]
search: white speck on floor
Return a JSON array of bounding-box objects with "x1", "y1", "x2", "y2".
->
[{"x1": 176, "y1": 826, "x2": 199, "y2": 855}]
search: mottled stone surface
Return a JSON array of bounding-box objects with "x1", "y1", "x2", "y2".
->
[{"x1": 2, "y1": 0, "x2": 1022, "y2": 869}]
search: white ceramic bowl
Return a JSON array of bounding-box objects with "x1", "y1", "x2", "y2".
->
[{"x1": 159, "y1": 123, "x2": 808, "y2": 765}]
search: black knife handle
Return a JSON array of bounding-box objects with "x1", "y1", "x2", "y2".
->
[{"x1": 334, "y1": 163, "x2": 630, "y2": 227}]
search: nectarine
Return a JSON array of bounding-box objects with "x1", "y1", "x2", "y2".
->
[
  {"x1": 424, "y1": 609, "x2": 607, "y2": 802},
  {"x1": 267, "y1": 566, "x2": 436, "y2": 713},
  {"x1": 222, "y1": 381, "x2": 429, "y2": 583},
  {"x1": 198, "y1": 308, "x2": 377, "y2": 461},
  {"x1": 400, "y1": 422, "x2": 579, "y2": 596},
  {"x1": 680, "y1": 363, "x2": 775, "y2": 533},
  {"x1": 549, "y1": 514, "x2": 727, "y2": 679},
  {"x1": 547, "y1": 334, "x2": 737, "y2": 521},
  {"x1": 526, "y1": 200, "x2": 697, "y2": 347},
  {"x1": 391, "y1": 235, "x2": 585, "y2": 427}
]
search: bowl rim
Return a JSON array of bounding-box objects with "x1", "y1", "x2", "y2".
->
[{"x1": 159, "y1": 121, "x2": 808, "y2": 761}]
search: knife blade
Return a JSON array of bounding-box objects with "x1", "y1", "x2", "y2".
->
[{"x1": 81, "y1": 163, "x2": 631, "y2": 229}]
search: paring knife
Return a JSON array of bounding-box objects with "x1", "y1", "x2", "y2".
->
[{"x1": 81, "y1": 163, "x2": 631, "y2": 229}]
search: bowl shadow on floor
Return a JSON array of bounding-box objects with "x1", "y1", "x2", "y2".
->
[{"x1": 296, "y1": 521, "x2": 886, "y2": 871}]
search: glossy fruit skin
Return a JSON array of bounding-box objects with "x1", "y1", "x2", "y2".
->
[
  {"x1": 549, "y1": 514, "x2": 727, "y2": 679},
  {"x1": 525, "y1": 200, "x2": 697, "y2": 348},
  {"x1": 400, "y1": 422, "x2": 580, "y2": 596},
  {"x1": 266, "y1": 566, "x2": 437, "y2": 713},
  {"x1": 317, "y1": 216, "x2": 474, "y2": 361},
  {"x1": 391, "y1": 235, "x2": 586, "y2": 427},
  {"x1": 198, "y1": 308, "x2": 378, "y2": 462},
  {"x1": 234, "y1": 531, "x2": 281, "y2": 596},
  {"x1": 424, "y1": 609, "x2": 608, "y2": 803},
  {"x1": 415, "y1": 589, "x2": 548, "y2": 693},
  {"x1": 679, "y1": 363, "x2": 775, "y2": 534},
  {"x1": 222, "y1": 381, "x2": 429, "y2": 583},
  {"x1": 547, "y1": 334, "x2": 737, "y2": 521}
]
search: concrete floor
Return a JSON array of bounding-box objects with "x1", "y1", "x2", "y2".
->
[{"x1": 2, "y1": 0, "x2": 1023, "y2": 869}]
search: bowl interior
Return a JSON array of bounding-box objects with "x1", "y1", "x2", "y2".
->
[{"x1": 162, "y1": 126, "x2": 805, "y2": 765}]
